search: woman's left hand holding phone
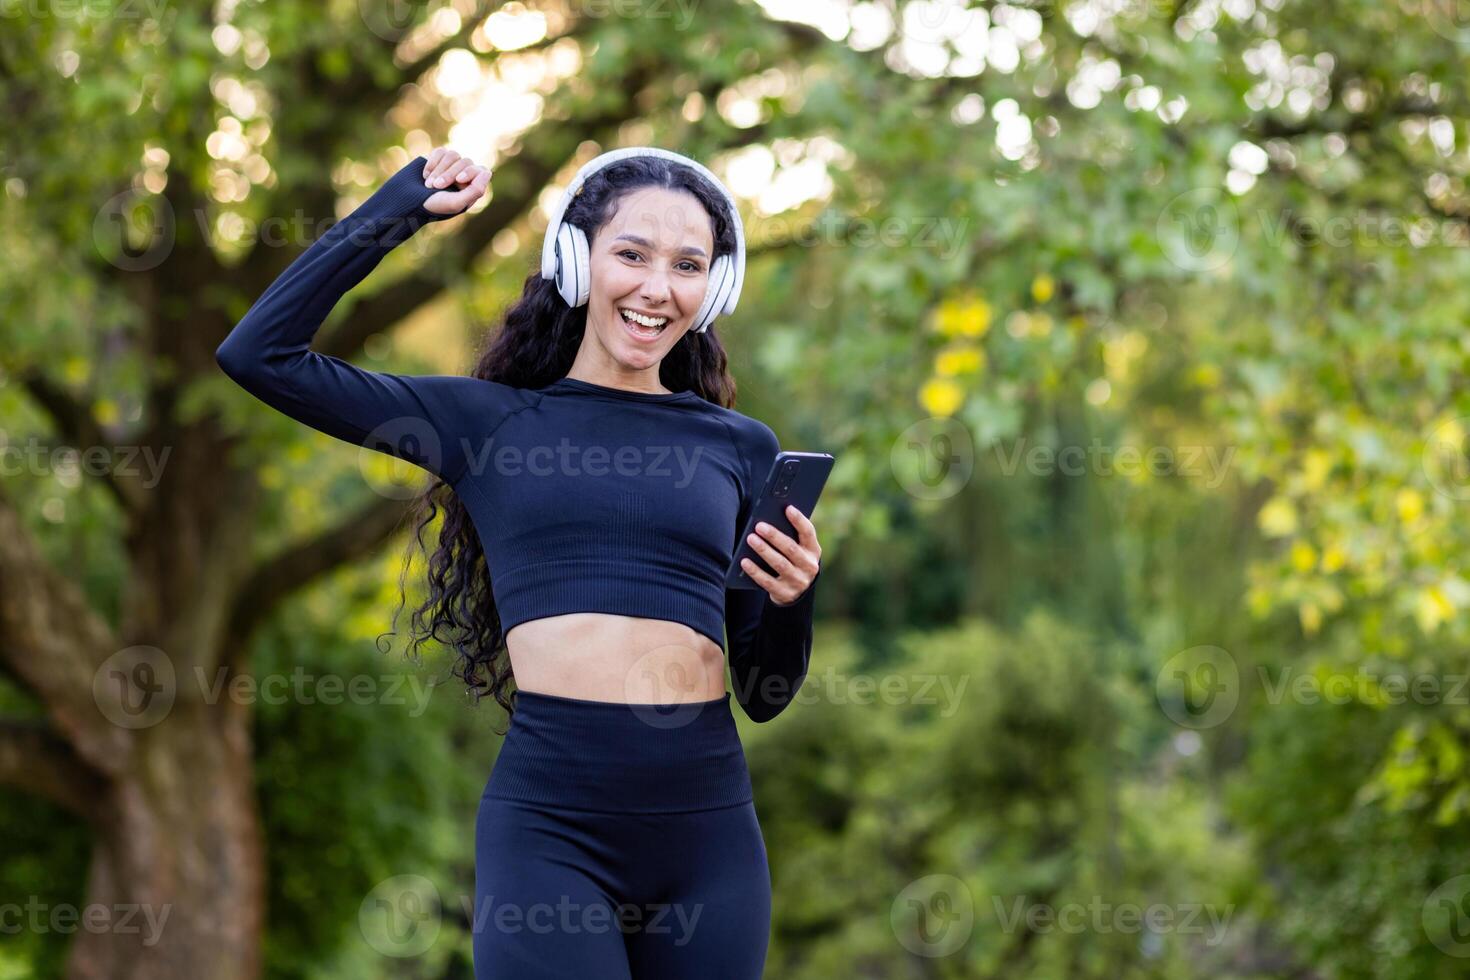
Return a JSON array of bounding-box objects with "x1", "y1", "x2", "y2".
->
[{"x1": 741, "y1": 505, "x2": 822, "y2": 607}]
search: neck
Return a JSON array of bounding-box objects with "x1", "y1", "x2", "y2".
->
[{"x1": 565, "y1": 352, "x2": 670, "y2": 395}]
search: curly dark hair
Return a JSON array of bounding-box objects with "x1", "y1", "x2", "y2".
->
[{"x1": 380, "y1": 153, "x2": 744, "y2": 726}]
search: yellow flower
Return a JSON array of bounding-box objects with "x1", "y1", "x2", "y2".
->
[
  {"x1": 935, "y1": 347, "x2": 986, "y2": 377},
  {"x1": 1300, "y1": 449, "x2": 1333, "y2": 491},
  {"x1": 1031, "y1": 274, "x2": 1055, "y2": 304},
  {"x1": 1396, "y1": 488, "x2": 1425, "y2": 525},
  {"x1": 63, "y1": 357, "x2": 89, "y2": 385},
  {"x1": 1415, "y1": 585, "x2": 1455, "y2": 634},
  {"x1": 919, "y1": 378, "x2": 965, "y2": 417},
  {"x1": 933, "y1": 294, "x2": 992, "y2": 338},
  {"x1": 1290, "y1": 540, "x2": 1317, "y2": 573},
  {"x1": 92, "y1": 399, "x2": 120, "y2": 426},
  {"x1": 1299, "y1": 601, "x2": 1322, "y2": 636},
  {"x1": 1320, "y1": 543, "x2": 1347, "y2": 573},
  {"x1": 1258, "y1": 496, "x2": 1298, "y2": 537}
]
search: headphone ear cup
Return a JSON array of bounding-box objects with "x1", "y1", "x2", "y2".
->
[
  {"x1": 553, "y1": 223, "x2": 591, "y2": 308},
  {"x1": 691, "y1": 255, "x2": 735, "y2": 333}
]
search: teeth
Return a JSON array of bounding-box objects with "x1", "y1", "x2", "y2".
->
[{"x1": 620, "y1": 308, "x2": 668, "y2": 329}]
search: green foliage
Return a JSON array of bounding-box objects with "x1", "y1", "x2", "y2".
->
[
  {"x1": 743, "y1": 613, "x2": 1258, "y2": 978},
  {"x1": 249, "y1": 568, "x2": 500, "y2": 980}
]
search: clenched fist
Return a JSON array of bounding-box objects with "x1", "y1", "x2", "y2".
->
[{"x1": 420, "y1": 148, "x2": 492, "y2": 217}]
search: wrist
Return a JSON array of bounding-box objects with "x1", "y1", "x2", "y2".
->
[
  {"x1": 370, "y1": 155, "x2": 453, "y2": 226},
  {"x1": 769, "y1": 568, "x2": 820, "y2": 609}
]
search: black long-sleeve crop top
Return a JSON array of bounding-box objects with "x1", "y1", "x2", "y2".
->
[{"x1": 214, "y1": 155, "x2": 818, "y2": 722}]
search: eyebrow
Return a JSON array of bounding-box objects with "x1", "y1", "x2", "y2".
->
[{"x1": 612, "y1": 234, "x2": 709, "y2": 260}]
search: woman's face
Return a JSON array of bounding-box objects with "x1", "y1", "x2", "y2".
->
[{"x1": 585, "y1": 186, "x2": 717, "y2": 371}]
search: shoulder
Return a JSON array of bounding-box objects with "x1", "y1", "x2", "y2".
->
[
  {"x1": 694, "y1": 401, "x2": 777, "y2": 459},
  {"x1": 698, "y1": 405, "x2": 779, "y2": 499},
  {"x1": 399, "y1": 375, "x2": 543, "y2": 421}
]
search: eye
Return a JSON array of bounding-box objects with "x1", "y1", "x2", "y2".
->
[{"x1": 619, "y1": 250, "x2": 704, "y2": 274}]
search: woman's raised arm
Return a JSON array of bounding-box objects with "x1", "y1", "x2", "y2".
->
[{"x1": 214, "y1": 151, "x2": 516, "y2": 485}]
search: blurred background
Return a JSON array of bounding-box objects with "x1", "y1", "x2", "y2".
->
[{"x1": 3, "y1": 0, "x2": 1470, "y2": 977}]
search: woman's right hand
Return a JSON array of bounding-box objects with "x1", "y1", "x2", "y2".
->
[{"x1": 421, "y1": 147, "x2": 492, "y2": 217}]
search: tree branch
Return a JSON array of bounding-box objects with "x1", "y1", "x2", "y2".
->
[
  {"x1": 223, "y1": 493, "x2": 420, "y2": 663},
  {"x1": 0, "y1": 718, "x2": 108, "y2": 818},
  {"x1": 0, "y1": 490, "x2": 131, "y2": 774},
  {"x1": 19, "y1": 368, "x2": 143, "y2": 512}
]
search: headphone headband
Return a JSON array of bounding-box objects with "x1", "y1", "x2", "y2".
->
[{"x1": 538, "y1": 146, "x2": 746, "y2": 332}]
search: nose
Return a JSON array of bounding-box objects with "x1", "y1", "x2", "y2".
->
[{"x1": 639, "y1": 263, "x2": 671, "y2": 306}]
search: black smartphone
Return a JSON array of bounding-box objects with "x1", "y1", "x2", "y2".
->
[{"x1": 725, "y1": 451, "x2": 835, "y2": 589}]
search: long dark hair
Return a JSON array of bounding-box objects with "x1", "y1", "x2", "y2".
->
[{"x1": 383, "y1": 154, "x2": 744, "y2": 724}]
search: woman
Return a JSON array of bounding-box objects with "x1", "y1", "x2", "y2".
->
[{"x1": 215, "y1": 146, "x2": 822, "y2": 978}]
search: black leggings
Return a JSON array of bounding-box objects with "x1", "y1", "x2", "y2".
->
[{"x1": 473, "y1": 689, "x2": 772, "y2": 978}]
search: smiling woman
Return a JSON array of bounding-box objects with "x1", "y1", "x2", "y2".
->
[{"x1": 213, "y1": 145, "x2": 823, "y2": 979}]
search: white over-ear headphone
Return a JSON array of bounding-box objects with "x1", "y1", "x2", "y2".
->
[{"x1": 539, "y1": 146, "x2": 746, "y2": 334}]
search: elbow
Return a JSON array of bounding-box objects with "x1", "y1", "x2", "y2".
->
[
  {"x1": 214, "y1": 335, "x2": 243, "y2": 379},
  {"x1": 740, "y1": 697, "x2": 782, "y2": 724},
  {"x1": 734, "y1": 671, "x2": 806, "y2": 723},
  {"x1": 214, "y1": 330, "x2": 259, "y2": 385}
]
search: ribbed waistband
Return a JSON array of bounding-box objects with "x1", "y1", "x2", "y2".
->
[{"x1": 483, "y1": 688, "x2": 753, "y2": 813}]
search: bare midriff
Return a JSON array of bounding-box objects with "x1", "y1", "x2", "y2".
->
[{"x1": 505, "y1": 613, "x2": 728, "y2": 703}]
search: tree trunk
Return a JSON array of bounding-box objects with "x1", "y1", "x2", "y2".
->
[{"x1": 65, "y1": 700, "x2": 264, "y2": 980}]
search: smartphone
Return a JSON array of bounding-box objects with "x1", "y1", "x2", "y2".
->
[{"x1": 725, "y1": 451, "x2": 835, "y2": 589}]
